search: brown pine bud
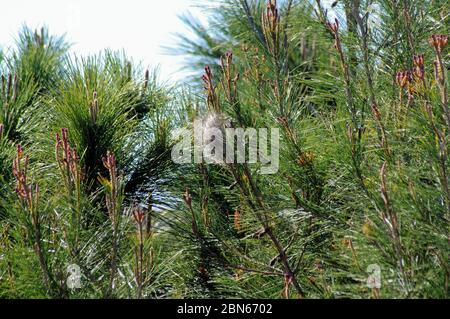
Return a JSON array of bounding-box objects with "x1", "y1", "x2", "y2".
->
[
  {"x1": 412, "y1": 54, "x2": 425, "y2": 80},
  {"x1": 183, "y1": 188, "x2": 192, "y2": 207},
  {"x1": 233, "y1": 209, "x2": 241, "y2": 231},
  {"x1": 133, "y1": 207, "x2": 146, "y2": 225},
  {"x1": 429, "y1": 34, "x2": 448, "y2": 53}
]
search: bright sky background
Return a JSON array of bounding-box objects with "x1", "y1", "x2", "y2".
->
[{"x1": 0, "y1": 0, "x2": 206, "y2": 83}]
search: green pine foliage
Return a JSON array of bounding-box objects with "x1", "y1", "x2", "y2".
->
[{"x1": 0, "y1": 0, "x2": 449, "y2": 299}]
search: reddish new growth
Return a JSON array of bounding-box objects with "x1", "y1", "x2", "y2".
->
[
  {"x1": 55, "y1": 128, "x2": 80, "y2": 190},
  {"x1": 220, "y1": 51, "x2": 233, "y2": 74},
  {"x1": 233, "y1": 209, "x2": 241, "y2": 231},
  {"x1": 263, "y1": 0, "x2": 279, "y2": 35},
  {"x1": 428, "y1": 34, "x2": 449, "y2": 129},
  {"x1": 327, "y1": 18, "x2": 340, "y2": 50},
  {"x1": 395, "y1": 70, "x2": 414, "y2": 102},
  {"x1": 327, "y1": 18, "x2": 352, "y2": 98},
  {"x1": 102, "y1": 151, "x2": 119, "y2": 223},
  {"x1": 182, "y1": 188, "x2": 192, "y2": 207},
  {"x1": 220, "y1": 51, "x2": 240, "y2": 103},
  {"x1": 262, "y1": 0, "x2": 280, "y2": 56},
  {"x1": 133, "y1": 207, "x2": 146, "y2": 226},
  {"x1": 12, "y1": 145, "x2": 38, "y2": 208},
  {"x1": 183, "y1": 188, "x2": 199, "y2": 237},
  {"x1": 56, "y1": 128, "x2": 78, "y2": 166},
  {"x1": 428, "y1": 34, "x2": 448, "y2": 53},
  {"x1": 429, "y1": 34, "x2": 448, "y2": 85},
  {"x1": 202, "y1": 66, "x2": 219, "y2": 111},
  {"x1": 412, "y1": 54, "x2": 425, "y2": 81},
  {"x1": 103, "y1": 152, "x2": 117, "y2": 183},
  {"x1": 395, "y1": 70, "x2": 413, "y2": 88},
  {"x1": 395, "y1": 53, "x2": 428, "y2": 103},
  {"x1": 327, "y1": 18, "x2": 339, "y2": 34},
  {"x1": 132, "y1": 204, "x2": 152, "y2": 299},
  {"x1": 202, "y1": 66, "x2": 214, "y2": 96}
]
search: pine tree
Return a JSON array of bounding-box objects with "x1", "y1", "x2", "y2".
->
[{"x1": 0, "y1": 0, "x2": 448, "y2": 299}]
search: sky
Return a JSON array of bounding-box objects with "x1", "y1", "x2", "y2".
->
[{"x1": 0, "y1": 0, "x2": 206, "y2": 82}]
